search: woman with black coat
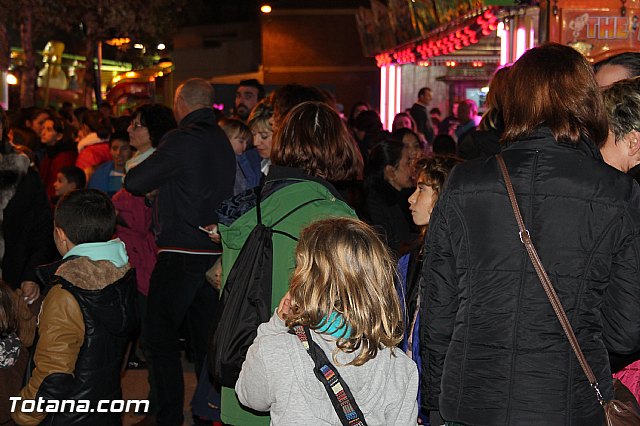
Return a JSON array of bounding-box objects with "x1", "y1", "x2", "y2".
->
[{"x1": 420, "y1": 43, "x2": 640, "y2": 425}]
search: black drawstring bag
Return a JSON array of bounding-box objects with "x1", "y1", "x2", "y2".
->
[{"x1": 209, "y1": 186, "x2": 322, "y2": 388}]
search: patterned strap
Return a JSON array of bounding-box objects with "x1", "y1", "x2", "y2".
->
[{"x1": 292, "y1": 325, "x2": 368, "y2": 426}]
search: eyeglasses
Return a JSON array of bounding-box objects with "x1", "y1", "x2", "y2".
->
[{"x1": 131, "y1": 122, "x2": 144, "y2": 129}]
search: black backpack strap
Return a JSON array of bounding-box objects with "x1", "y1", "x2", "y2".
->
[
  {"x1": 256, "y1": 185, "x2": 263, "y2": 225},
  {"x1": 261, "y1": 197, "x2": 325, "y2": 242},
  {"x1": 292, "y1": 325, "x2": 367, "y2": 426},
  {"x1": 272, "y1": 198, "x2": 324, "y2": 227}
]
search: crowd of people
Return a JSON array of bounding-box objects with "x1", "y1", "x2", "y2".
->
[{"x1": 0, "y1": 43, "x2": 639, "y2": 426}]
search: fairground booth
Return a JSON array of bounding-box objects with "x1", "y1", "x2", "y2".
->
[{"x1": 357, "y1": 0, "x2": 640, "y2": 130}]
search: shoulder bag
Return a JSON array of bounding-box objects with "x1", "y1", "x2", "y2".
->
[
  {"x1": 292, "y1": 325, "x2": 368, "y2": 426},
  {"x1": 496, "y1": 154, "x2": 640, "y2": 426}
]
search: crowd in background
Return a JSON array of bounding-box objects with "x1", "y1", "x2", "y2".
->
[{"x1": 0, "y1": 44, "x2": 640, "y2": 426}]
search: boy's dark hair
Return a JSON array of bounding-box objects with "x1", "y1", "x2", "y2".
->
[
  {"x1": 55, "y1": 189, "x2": 116, "y2": 245},
  {"x1": 59, "y1": 166, "x2": 87, "y2": 189},
  {"x1": 109, "y1": 130, "x2": 130, "y2": 146}
]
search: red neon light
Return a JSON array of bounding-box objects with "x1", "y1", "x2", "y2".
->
[{"x1": 376, "y1": 7, "x2": 497, "y2": 65}]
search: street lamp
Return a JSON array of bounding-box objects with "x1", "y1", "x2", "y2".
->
[{"x1": 6, "y1": 74, "x2": 18, "y2": 85}]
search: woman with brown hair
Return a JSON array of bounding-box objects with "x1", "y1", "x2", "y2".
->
[
  {"x1": 217, "y1": 101, "x2": 362, "y2": 426},
  {"x1": 421, "y1": 43, "x2": 640, "y2": 425}
]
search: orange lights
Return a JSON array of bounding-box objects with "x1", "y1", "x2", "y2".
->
[
  {"x1": 375, "y1": 53, "x2": 393, "y2": 67},
  {"x1": 471, "y1": 61, "x2": 484, "y2": 67},
  {"x1": 260, "y1": 4, "x2": 272, "y2": 13},
  {"x1": 105, "y1": 37, "x2": 131, "y2": 47},
  {"x1": 446, "y1": 60, "x2": 457, "y2": 67}
]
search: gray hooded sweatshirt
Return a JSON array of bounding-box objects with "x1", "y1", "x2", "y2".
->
[{"x1": 236, "y1": 312, "x2": 419, "y2": 425}]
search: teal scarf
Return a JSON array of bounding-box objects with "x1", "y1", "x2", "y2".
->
[
  {"x1": 318, "y1": 312, "x2": 352, "y2": 338},
  {"x1": 63, "y1": 238, "x2": 129, "y2": 267}
]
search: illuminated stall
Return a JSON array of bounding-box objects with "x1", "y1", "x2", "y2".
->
[
  {"x1": 541, "y1": 0, "x2": 640, "y2": 62},
  {"x1": 356, "y1": 0, "x2": 536, "y2": 130},
  {"x1": 358, "y1": 0, "x2": 638, "y2": 131}
]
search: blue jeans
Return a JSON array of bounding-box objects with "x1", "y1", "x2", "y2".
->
[{"x1": 144, "y1": 252, "x2": 218, "y2": 426}]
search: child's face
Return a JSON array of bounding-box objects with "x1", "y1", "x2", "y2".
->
[
  {"x1": 408, "y1": 175, "x2": 437, "y2": 226},
  {"x1": 110, "y1": 138, "x2": 132, "y2": 170},
  {"x1": 229, "y1": 133, "x2": 249, "y2": 156},
  {"x1": 54, "y1": 173, "x2": 78, "y2": 197}
]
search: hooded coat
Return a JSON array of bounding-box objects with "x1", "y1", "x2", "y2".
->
[{"x1": 12, "y1": 256, "x2": 137, "y2": 426}]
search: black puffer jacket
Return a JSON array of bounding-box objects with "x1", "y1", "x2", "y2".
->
[
  {"x1": 124, "y1": 108, "x2": 235, "y2": 252},
  {"x1": 421, "y1": 127, "x2": 640, "y2": 425}
]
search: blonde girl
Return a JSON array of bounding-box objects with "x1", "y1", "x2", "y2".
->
[{"x1": 236, "y1": 217, "x2": 418, "y2": 425}]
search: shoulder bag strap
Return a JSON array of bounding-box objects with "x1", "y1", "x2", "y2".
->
[
  {"x1": 292, "y1": 325, "x2": 368, "y2": 426},
  {"x1": 495, "y1": 154, "x2": 606, "y2": 405}
]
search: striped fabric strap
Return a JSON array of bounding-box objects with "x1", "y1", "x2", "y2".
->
[{"x1": 292, "y1": 325, "x2": 367, "y2": 426}]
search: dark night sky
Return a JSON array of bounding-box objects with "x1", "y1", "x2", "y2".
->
[{"x1": 184, "y1": 0, "x2": 372, "y2": 25}]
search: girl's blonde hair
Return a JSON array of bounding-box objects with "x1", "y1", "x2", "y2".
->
[
  {"x1": 286, "y1": 217, "x2": 403, "y2": 366},
  {"x1": 247, "y1": 98, "x2": 273, "y2": 132},
  {"x1": 218, "y1": 118, "x2": 252, "y2": 143}
]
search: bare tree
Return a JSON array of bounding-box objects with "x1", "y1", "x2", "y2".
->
[
  {"x1": 59, "y1": 0, "x2": 186, "y2": 107},
  {"x1": 0, "y1": 0, "x2": 184, "y2": 108}
]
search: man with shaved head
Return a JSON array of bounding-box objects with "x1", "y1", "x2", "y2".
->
[{"x1": 125, "y1": 78, "x2": 236, "y2": 426}]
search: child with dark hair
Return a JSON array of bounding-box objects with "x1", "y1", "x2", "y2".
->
[
  {"x1": 401, "y1": 154, "x2": 462, "y2": 424},
  {"x1": 12, "y1": 189, "x2": 137, "y2": 425},
  {"x1": 53, "y1": 165, "x2": 86, "y2": 205},
  {"x1": 88, "y1": 131, "x2": 132, "y2": 197}
]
